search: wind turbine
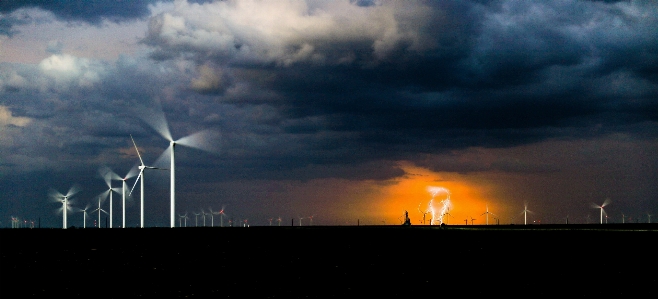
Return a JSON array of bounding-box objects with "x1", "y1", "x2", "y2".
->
[
  {"x1": 208, "y1": 207, "x2": 216, "y2": 227},
  {"x1": 480, "y1": 204, "x2": 495, "y2": 225},
  {"x1": 307, "y1": 215, "x2": 315, "y2": 226},
  {"x1": 193, "y1": 211, "x2": 201, "y2": 227},
  {"x1": 99, "y1": 166, "x2": 121, "y2": 228},
  {"x1": 521, "y1": 202, "x2": 533, "y2": 225},
  {"x1": 135, "y1": 103, "x2": 222, "y2": 228},
  {"x1": 215, "y1": 206, "x2": 224, "y2": 227},
  {"x1": 277, "y1": 216, "x2": 282, "y2": 226},
  {"x1": 216, "y1": 206, "x2": 226, "y2": 227},
  {"x1": 48, "y1": 185, "x2": 81, "y2": 229},
  {"x1": 91, "y1": 197, "x2": 108, "y2": 228},
  {"x1": 591, "y1": 199, "x2": 611, "y2": 224},
  {"x1": 118, "y1": 165, "x2": 139, "y2": 228},
  {"x1": 201, "y1": 209, "x2": 210, "y2": 227},
  {"x1": 130, "y1": 135, "x2": 167, "y2": 228},
  {"x1": 418, "y1": 203, "x2": 430, "y2": 225},
  {"x1": 78, "y1": 203, "x2": 92, "y2": 229}
]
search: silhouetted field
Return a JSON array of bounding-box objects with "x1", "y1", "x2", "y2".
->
[{"x1": 3, "y1": 225, "x2": 657, "y2": 297}]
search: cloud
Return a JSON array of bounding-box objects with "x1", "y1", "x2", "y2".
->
[
  {"x1": 0, "y1": 0, "x2": 160, "y2": 25},
  {"x1": 190, "y1": 64, "x2": 228, "y2": 94},
  {"x1": 0, "y1": 105, "x2": 31, "y2": 127},
  {"x1": 143, "y1": 0, "x2": 445, "y2": 66}
]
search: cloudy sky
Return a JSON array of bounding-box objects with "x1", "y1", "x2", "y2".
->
[{"x1": 1, "y1": 0, "x2": 657, "y2": 228}]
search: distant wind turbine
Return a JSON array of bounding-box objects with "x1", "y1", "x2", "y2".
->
[
  {"x1": 119, "y1": 165, "x2": 139, "y2": 228},
  {"x1": 201, "y1": 209, "x2": 210, "y2": 227},
  {"x1": 78, "y1": 203, "x2": 92, "y2": 229},
  {"x1": 99, "y1": 166, "x2": 120, "y2": 228},
  {"x1": 130, "y1": 135, "x2": 167, "y2": 228},
  {"x1": 216, "y1": 206, "x2": 226, "y2": 227},
  {"x1": 48, "y1": 185, "x2": 81, "y2": 229},
  {"x1": 193, "y1": 211, "x2": 201, "y2": 227},
  {"x1": 591, "y1": 199, "x2": 611, "y2": 224},
  {"x1": 521, "y1": 202, "x2": 533, "y2": 225},
  {"x1": 480, "y1": 204, "x2": 496, "y2": 225},
  {"x1": 91, "y1": 197, "x2": 108, "y2": 228},
  {"x1": 208, "y1": 207, "x2": 217, "y2": 227}
]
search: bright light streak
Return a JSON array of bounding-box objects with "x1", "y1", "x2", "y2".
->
[{"x1": 425, "y1": 186, "x2": 451, "y2": 225}]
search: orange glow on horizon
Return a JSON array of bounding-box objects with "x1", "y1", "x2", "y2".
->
[{"x1": 356, "y1": 162, "x2": 500, "y2": 225}]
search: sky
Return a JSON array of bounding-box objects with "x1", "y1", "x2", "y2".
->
[{"x1": 1, "y1": 0, "x2": 657, "y2": 228}]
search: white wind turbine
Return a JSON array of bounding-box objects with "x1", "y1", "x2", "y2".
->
[
  {"x1": 216, "y1": 206, "x2": 226, "y2": 227},
  {"x1": 99, "y1": 166, "x2": 121, "y2": 228},
  {"x1": 193, "y1": 211, "x2": 201, "y2": 227},
  {"x1": 277, "y1": 216, "x2": 282, "y2": 226},
  {"x1": 209, "y1": 207, "x2": 222, "y2": 227},
  {"x1": 591, "y1": 199, "x2": 611, "y2": 224},
  {"x1": 78, "y1": 203, "x2": 92, "y2": 229},
  {"x1": 48, "y1": 185, "x2": 81, "y2": 229},
  {"x1": 135, "y1": 104, "x2": 221, "y2": 228},
  {"x1": 480, "y1": 204, "x2": 496, "y2": 225},
  {"x1": 117, "y1": 165, "x2": 139, "y2": 228},
  {"x1": 201, "y1": 209, "x2": 210, "y2": 227},
  {"x1": 91, "y1": 196, "x2": 109, "y2": 228},
  {"x1": 521, "y1": 202, "x2": 533, "y2": 225},
  {"x1": 178, "y1": 212, "x2": 189, "y2": 227},
  {"x1": 129, "y1": 135, "x2": 167, "y2": 228}
]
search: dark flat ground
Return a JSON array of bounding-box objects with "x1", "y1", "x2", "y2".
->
[{"x1": 2, "y1": 225, "x2": 658, "y2": 297}]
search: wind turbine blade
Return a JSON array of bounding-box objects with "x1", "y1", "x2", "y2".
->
[
  {"x1": 130, "y1": 134, "x2": 145, "y2": 165},
  {"x1": 48, "y1": 188, "x2": 64, "y2": 199},
  {"x1": 99, "y1": 165, "x2": 121, "y2": 187},
  {"x1": 124, "y1": 163, "x2": 140, "y2": 180},
  {"x1": 134, "y1": 99, "x2": 173, "y2": 142},
  {"x1": 145, "y1": 166, "x2": 168, "y2": 170},
  {"x1": 175, "y1": 130, "x2": 222, "y2": 154},
  {"x1": 602, "y1": 198, "x2": 611, "y2": 207},
  {"x1": 590, "y1": 203, "x2": 602, "y2": 209},
  {"x1": 66, "y1": 184, "x2": 82, "y2": 198},
  {"x1": 130, "y1": 170, "x2": 143, "y2": 196},
  {"x1": 151, "y1": 144, "x2": 171, "y2": 169}
]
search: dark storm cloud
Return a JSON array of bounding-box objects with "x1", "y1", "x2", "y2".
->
[{"x1": 0, "y1": 0, "x2": 161, "y2": 24}]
